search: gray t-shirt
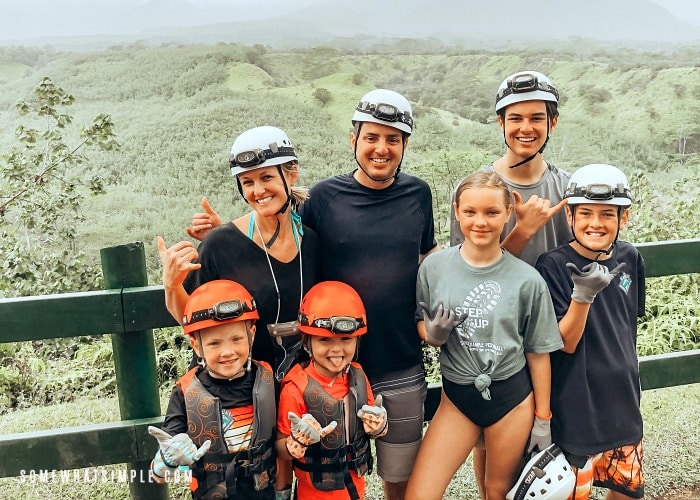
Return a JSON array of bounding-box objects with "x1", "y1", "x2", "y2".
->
[
  {"x1": 416, "y1": 247, "x2": 563, "y2": 386},
  {"x1": 450, "y1": 163, "x2": 572, "y2": 266}
]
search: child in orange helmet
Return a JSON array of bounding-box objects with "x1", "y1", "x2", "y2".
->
[
  {"x1": 148, "y1": 280, "x2": 277, "y2": 499},
  {"x1": 276, "y1": 281, "x2": 388, "y2": 500}
]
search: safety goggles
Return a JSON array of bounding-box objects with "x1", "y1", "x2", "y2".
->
[
  {"x1": 298, "y1": 314, "x2": 366, "y2": 334},
  {"x1": 229, "y1": 145, "x2": 296, "y2": 170},
  {"x1": 184, "y1": 299, "x2": 256, "y2": 326},
  {"x1": 355, "y1": 101, "x2": 414, "y2": 129},
  {"x1": 496, "y1": 73, "x2": 559, "y2": 102},
  {"x1": 565, "y1": 183, "x2": 631, "y2": 201}
]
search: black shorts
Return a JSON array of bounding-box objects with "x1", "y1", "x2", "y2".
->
[{"x1": 442, "y1": 367, "x2": 532, "y2": 427}]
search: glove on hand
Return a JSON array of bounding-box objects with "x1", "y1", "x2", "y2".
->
[
  {"x1": 285, "y1": 412, "x2": 337, "y2": 459},
  {"x1": 420, "y1": 301, "x2": 461, "y2": 346},
  {"x1": 566, "y1": 262, "x2": 626, "y2": 304},
  {"x1": 357, "y1": 394, "x2": 388, "y2": 438},
  {"x1": 148, "y1": 426, "x2": 210, "y2": 478},
  {"x1": 274, "y1": 487, "x2": 292, "y2": 500},
  {"x1": 526, "y1": 416, "x2": 552, "y2": 454}
]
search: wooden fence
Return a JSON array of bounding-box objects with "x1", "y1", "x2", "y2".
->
[{"x1": 1, "y1": 239, "x2": 699, "y2": 498}]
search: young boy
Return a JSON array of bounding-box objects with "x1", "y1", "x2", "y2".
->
[
  {"x1": 535, "y1": 164, "x2": 645, "y2": 499},
  {"x1": 276, "y1": 281, "x2": 388, "y2": 500},
  {"x1": 148, "y1": 279, "x2": 277, "y2": 499}
]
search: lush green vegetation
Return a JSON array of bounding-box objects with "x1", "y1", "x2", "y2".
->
[{"x1": 0, "y1": 39, "x2": 698, "y2": 497}]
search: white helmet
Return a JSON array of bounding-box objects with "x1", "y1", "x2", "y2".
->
[
  {"x1": 229, "y1": 126, "x2": 297, "y2": 176},
  {"x1": 565, "y1": 164, "x2": 633, "y2": 207},
  {"x1": 352, "y1": 89, "x2": 414, "y2": 135},
  {"x1": 506, "y1": 444, "x2": 576, "y2": 500},
  {"x1": 496, "y1": 71, "x2": 559, "y2": 112}
]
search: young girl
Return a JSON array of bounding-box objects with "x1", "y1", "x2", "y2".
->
[
  {"x1": 406, "y1": 171, "x2": 563, "y2": 499},
  {"x1": 276, "y1": 281, "x2": 388, "y2": 500}
]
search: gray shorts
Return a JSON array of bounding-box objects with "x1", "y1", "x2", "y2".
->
[{"x1": 369, "y1": 364, "x2": 427, "y2": 483}]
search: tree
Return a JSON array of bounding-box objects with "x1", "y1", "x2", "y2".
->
[
  {"x1": 0, "y1": 77, "x2": 119, "y2": 297},
  {"x1": 313, "y1": 87, "x2": 332, "y2": 106}
]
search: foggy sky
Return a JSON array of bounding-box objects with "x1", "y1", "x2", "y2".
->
[{"x1": 0, "y1": 0, "x2": 698, "y2": 42}]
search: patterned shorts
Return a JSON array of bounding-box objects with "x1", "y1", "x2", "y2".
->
[{"x1": 569, "y1": 440, "x2": 645, "y2": 499}]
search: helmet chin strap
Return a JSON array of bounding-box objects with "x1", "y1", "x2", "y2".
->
[{"x1": 353, "y1": 122, "x2": 403, "y2": 183}]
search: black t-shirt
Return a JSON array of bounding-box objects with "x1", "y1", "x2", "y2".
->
[
  {"x1": 536, "y1": 241, "x2": 645, "y2": 456},
  {"x1": 183, "y1": 222, "x2": 321, "y2": 366},
  {"x1": 299, "y1": 171, "x2": 437, "y2": 378}
]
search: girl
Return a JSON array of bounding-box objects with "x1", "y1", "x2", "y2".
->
[
  {"x1": 406, "y1": 171, "x2": 563, "y2": 499},
  {"x1": 276, "y1": 281, "x2": 388, "y2": 500}
]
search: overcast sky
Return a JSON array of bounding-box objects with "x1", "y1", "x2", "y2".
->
[{"x1": 0, "y1": 0, "x2": 698, "y2": 41}]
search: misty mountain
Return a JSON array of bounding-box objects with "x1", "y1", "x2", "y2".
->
[{"x1": 1, "y1": 0, "x2": 698, "y2": 48}]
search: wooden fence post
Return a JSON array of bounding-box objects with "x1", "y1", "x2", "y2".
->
[{"x1": 100, "y1": 242, "x2": 168, "y2": 500}]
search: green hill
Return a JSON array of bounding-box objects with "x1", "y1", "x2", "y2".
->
[{"x1": 0, "y1": 41, "x2": 698, "y2": 277}]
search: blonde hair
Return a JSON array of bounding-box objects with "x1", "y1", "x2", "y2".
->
[
  {"x1": 280, "y1": 161, "x2": 309, "y2": 208},
  {"x1": 454, "y1": 171, "x2": 513, "y2": 209}
]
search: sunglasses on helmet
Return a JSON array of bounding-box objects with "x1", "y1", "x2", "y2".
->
[
  {"x1": 565, "y1": 183, "x2": 631, "y2": 201},
  {"x1": 355, "y1": 101, "x2": 414, "y2": 129},
  {"x1": 229, "y1": 145, "x2": 296, "y2": 170},
  {"x1": 496, "y1": 73, "x2": 559, "y2": 102},
  {"x1": 299, "y1": 314, "x2": 366, "y2": 334},
  {"x1": 184, "y1": 299, "x2": 256, "y2": 327}
]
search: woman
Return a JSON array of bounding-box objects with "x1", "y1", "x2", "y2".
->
[{"x1": 157, "y1": 125, "x2": 320, "y2": 382}]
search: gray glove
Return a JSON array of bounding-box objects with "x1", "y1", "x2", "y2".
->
[
  {"x1": 527, "y1": 416, "x2": 551, "y2": 454},
  {"x1": 275, "y1": 488, "x2": 292, "y2": 500},
  {"x1": 148, "y1": 426, "x2": 210, "y2": 478},
  {"x1": 357, "y1": 394, "x2": 388, "y2": 438},
  {"x1": 566, "y1": 262, "x2": 626, "y2": 304},
  {"x1": 419, "y1": 301, "x2": 461, "y2": 346}
]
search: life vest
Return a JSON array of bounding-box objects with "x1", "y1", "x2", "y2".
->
[
  {"x1": 288, "y1": 362, "x2": 373, "y2": 499},
  {"x1": 177, "y1": 362, "x2": 276, "y2": 500}
]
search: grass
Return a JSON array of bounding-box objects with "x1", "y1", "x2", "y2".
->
[{"x1": 0, "y1": 383, "x2": 698, "y2": 499}]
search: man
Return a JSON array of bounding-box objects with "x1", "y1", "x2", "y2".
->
[{"x1": 298, "y1": 89, "x2": 438, "y2": 499}]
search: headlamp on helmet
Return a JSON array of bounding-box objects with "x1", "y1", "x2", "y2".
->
[
  {"x1": 495, "y1": 71, "x2": 559, "y2": 112},
  {"x1": 229, "y1": 145, "x2": 296, "y2": 171},
  {"x1": 299, "y1": 314, "x2": 366, "y2": 335},
  {"x1": 182, "y1": 280, "x2": 259, "y2": 335},
  {"x1": 354, "y1": 101, "x2": 414, "y2": 130},
  {"x1": 351, "y1": 89, "x2": 413, "y2": 135},
  {"x1": 565, "y1": 164, "x2": 633, "y2": 207},
  {"x1": 298, "y1": 281, "x2": 368, "y2": 337},
  {"x1": 229, "y1": 126, "x2": 297, "y2": 177},
  {"x1": 185, "y1": 299, "x2": 256, "y2": 327}
]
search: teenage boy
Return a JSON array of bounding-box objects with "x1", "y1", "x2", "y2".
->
[{"x1": 450, "y1": 71, "x2": 572, "y2": 498}]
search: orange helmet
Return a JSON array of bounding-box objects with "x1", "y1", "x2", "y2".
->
[
  {"x1": 182, "y1": 280, "x2": 258, "y2": 336},
  {"x1": 298, "y1": 281, "x2": 367, "y2": 337}
]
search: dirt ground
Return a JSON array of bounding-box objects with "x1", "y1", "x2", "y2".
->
[{"x1": 652, "y1": 485, "x2": 700, "y2": 499}]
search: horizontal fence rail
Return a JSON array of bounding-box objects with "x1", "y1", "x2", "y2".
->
[{"x1": 0, "y1": 238, "x2": 698, "y2": 493}]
